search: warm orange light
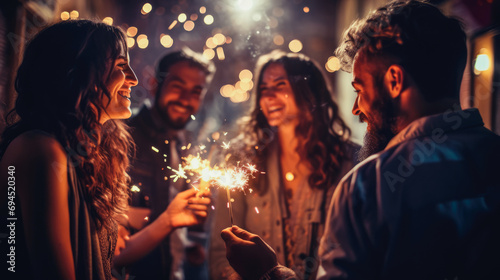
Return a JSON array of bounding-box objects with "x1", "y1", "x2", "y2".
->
[
  {"x1": 289, "y1": 39, "x2": 303, "y2": 53},
  {"x1": 127, "y1": 26, "x2": 138, "y2": 37},
  {"x1": 102, "y1": 17, "x2": 113, "y2": 26},
  {"x1": 60, "y1": 12, "x2": 70, "y2": 21}
]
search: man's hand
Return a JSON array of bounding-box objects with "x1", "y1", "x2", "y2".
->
[
  {"x1": 221, "y1": 226, "x2": 278, "y2": 280},
  {"x1": 162, "y1": 188, "x2": 212, "y2": 229}
]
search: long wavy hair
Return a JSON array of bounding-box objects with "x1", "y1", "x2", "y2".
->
[
  {"x1": 0, "y1": 20, "x2": 133, "y2": 231},
  {"x1": 238, "y1": 50, "x2": 351, "y2": 192}
]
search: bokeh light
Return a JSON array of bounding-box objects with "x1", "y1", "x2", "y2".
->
[
  {"x1": 213, "y1": 33, "x2": 226, "y2": 45},
  {"x1": 204, "y1": 15, "x2": 214, "y2": 25},
  {"x1": 303, "y1": 7, "x2": 310, "y2": 13},
  {"x1": 325, "y1": 56, "x2": 341, "y2": 73},
  {"x1": 273, "y1": 34, "x2": 284, "y2": 46},
  {"x1": 184, "y1": 20, "x2": 195, "y2": 31},
  {"x1": 178, "y1": 13, "x2": 187, "y2": 23},
  {"x1": 216, "y1": 47, "x2": 225, "y2": 60},
  {"x1": 220, "y1": 84, "x2": 235, "y2": 98},
  {"x1": 289, "y1": 39, "x2": 303, "y2": 53},
  {"x1": 126, "y1": 37, "x2": 135, "y2": 48},
  {"x1": 203, "y1": 48, "x2": 215, "y2": 60},
  {"x1": 142, "y1": 3, "x2": 152, "y2": 15},
  {"x1": 102, "y1": 17, "x2": 113, "y2": 25},
  {"x1": 206, "y1": 37, "x2": 216, "y2": 49},
  {"x1": 190, "y1": 14, "x2": 198, "y2": 21},
  {"x1": 168, "y1": 20, "x2": 177, "y2": 30},
  {"x1": 137, "y1": 34, "x2": 148, "y2": 49},
  {"x1": 127, "y1": 26, "x2": 138, "y2": 37},
  {"x1": 70, "y1": 10, "x2": 79, "y2": 19},
  {"x1": 60, "y1": 11, "x2": 70, "y2": 21},
  {"x1": 240, "y1": 80, "x2": 254, "y2": 91},
  {"x1": 230, "y1": 90, "x2": 250, "y2": 103},
  {"x1": 160, "y1": 34, "x2": 174, "y2": 48},
  {"x1": 200, "y1": 6, "x2": 207, "y2": 14},
  {"x1": 239, "y1": 69, "x2": 253, "y2": 82}
]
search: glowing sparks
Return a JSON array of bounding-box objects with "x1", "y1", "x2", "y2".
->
[
  {"x1": 255, "y1": 207, "x2": 259, "y2": 214},
  {"x1": 169, "y1": 164, "x2": 187, "y2": 182},
  {"x1": 151, "y1": 146, "x2": 159, "y2": 153},
  {"x1": 191, "y1": 115, "x2": 196, "y2": 120},
  {"x1": 130, "y1": 185, "x2": 141, "y2": 192},
  {"x1": 221, "y1": 142, "x2": 230, "y2": 149}
]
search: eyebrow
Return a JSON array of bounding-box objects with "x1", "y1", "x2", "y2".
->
[
  {"x1": 170, "y1": 76, "x2": 186, "y2": 84},
  {"x1": 260, "y1": 76, "x2": 287, "y2": 86},
  {"x1": 117, "y1": 55, "x2": 128, "y2": 61},
  {"x1": 351, "y1": 78, "x2": 363, "y2": 87}
]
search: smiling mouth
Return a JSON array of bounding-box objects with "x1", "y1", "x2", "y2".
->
[
  {"x1": 268, "y1": 106, "x2": 284, "y2": 114},
  {"x1": 170, "y1": 103, "x2": 192, "y2": 115},
  {"x1": 118, "y1": 90, "x2": 131, "y2": 101}
]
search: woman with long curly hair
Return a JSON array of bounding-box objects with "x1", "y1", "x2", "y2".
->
[
  {"x1": 0, "y1": 20, "x2": 210, "y2": 280},
  {"x1": 210, "y1": 50, "x2": 358, "y2": 280}
]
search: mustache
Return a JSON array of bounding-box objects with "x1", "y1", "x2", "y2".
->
[
  {"x1": 359, "y1": 113, "x2": 368, "y2": 123},
  {"x1": 168, "y1": 101, "x2": 194, "y2": 112}
]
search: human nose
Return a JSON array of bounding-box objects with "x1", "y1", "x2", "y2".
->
[
  {"x1": 352, "y1": 95, "x2": 361, "y2": 115},
  {"x1": 260, "y1": 88, "x2": 277, "y2": 99},
  {"x1": 125, "y1": 66, "x2": 139, "y2": 87}
]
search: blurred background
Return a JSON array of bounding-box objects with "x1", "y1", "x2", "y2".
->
[{"x1": 1, "y1": 0, "x2": 499, "y2": 143}]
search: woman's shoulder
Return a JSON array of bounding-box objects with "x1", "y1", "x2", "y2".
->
[{"x1": 2, "y1": 129, "x2": 67, "y2": 165}]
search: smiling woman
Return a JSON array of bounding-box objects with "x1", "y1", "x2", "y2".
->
[
  {"x1": 100, "y1": 49, "x2": 138, "y2": 124},
  {"x1": 0, "y1": 19, "x2": 210, "y2": 280},
  {"x1": 210, "y1": 50, "x2": 359, "y2": 280}
]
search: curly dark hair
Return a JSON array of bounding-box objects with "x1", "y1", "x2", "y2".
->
[
  {"x1": 236, "y1": 50, "x2": 351, "y2": 192},
  {"x1": 336, "y1": 0, "x2": 467, "y2": 101},
  {"x1": 0, "y1": 19, "x2": 133, "y2": 231}
]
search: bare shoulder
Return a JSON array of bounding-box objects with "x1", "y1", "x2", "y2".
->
[{"x1": 1, "y1": 130, "x2": 67, "y2": 167}]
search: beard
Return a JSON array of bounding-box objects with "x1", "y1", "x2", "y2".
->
[
  {"x1": 154, "y1": 101, "x2": 193, "y2": 130},
  {"x1": 357, "y1": 86, "x2": 398, "y2": 162}
]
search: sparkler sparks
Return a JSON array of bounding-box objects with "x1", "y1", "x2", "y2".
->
[
  {"x1": 168, "y1": 164, "x2": 187, "y2": 182},
  {"x1": 221, "y1": 142, "x2": 231, "y2": 149}
]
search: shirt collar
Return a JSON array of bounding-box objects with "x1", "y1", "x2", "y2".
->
[{"x1": 385, "y1": 108, "x2": 484, "y2": 150}]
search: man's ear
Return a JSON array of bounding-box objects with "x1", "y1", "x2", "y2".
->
[{"x1": 384, "y1": 65, "x2": 405, "y2": 99}]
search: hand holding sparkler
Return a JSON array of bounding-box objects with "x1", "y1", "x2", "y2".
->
[
  {"x1": 221, "y1": 226, "x2": 278, "y2": 280},
  {"x1": 161, "y1": 188, "x2": 212, "y2": 229}
]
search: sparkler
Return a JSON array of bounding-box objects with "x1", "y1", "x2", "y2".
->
[{"x1": 165, "y1": 138, "x2": 258, "y2": 226}]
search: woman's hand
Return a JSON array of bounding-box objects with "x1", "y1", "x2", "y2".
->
[{"x1": 162, "y1": 188, "x2": 212, "y2": 229}]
